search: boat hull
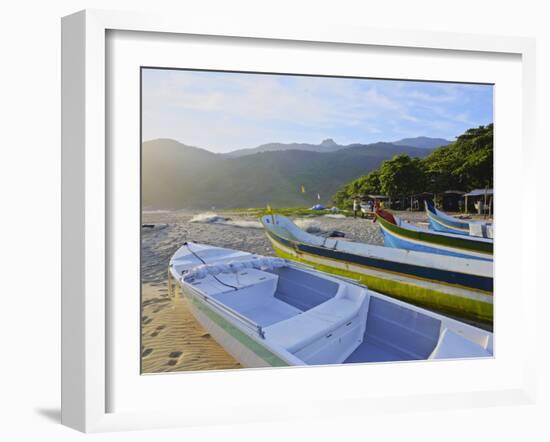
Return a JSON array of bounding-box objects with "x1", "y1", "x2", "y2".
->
[
  {"x1": 425, "y1": 201, "x2": 486, "y2": 236},
  {"x1": 427, "y1": 210, "x2": 470, "y2": 235},
  {"x1": 377, "y1": 216, "x2": 493, "y2": 261},
  {"x1": 265, "y1": 231, "x2": 493, "y2": 324}
]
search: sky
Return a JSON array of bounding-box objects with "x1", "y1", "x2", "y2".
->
[{"x1": 142, "y1": 68, "x2": 493, "y2": 153}]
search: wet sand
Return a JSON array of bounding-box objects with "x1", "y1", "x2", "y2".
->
[{"x1": 141, "y1": 209, "x2": 492, "y2": 373}]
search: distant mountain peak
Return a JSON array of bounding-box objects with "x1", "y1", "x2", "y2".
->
[{"x1": 320, "y1": 138, "x2": 337, "y2": 146}]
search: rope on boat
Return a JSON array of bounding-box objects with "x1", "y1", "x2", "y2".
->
[
  {"x1": 184, "y1": 242, "x2": 240, "y2": 291},
  {"x1": 182, "y1": 255, "x2": 287, "y2": 282}
]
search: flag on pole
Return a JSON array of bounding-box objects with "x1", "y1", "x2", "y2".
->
[
  {"x1": 266, "y1": 204, "x2": 272, "y2": 213},
  {"x1": 317, "y1": 193, "x2": 321, "y2": 200},
  {"x1": 301, "y1": 185, "x2": 306, "y2": 193}
]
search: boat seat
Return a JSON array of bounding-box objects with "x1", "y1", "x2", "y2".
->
[
  {"x1": 232, "y1": 297, "x2": 302, "y2": 327},
  {"x1": 273, "y1": 267, "x2": 339, "y2": 311},
  {"x1": 265, "y1": 289, "x2": 363, "y2": 353},
  {"x1": 428, "y1": 328, "x2": 491, "y2": 359}
]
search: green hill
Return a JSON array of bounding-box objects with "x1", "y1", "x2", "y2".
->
[
  {"x1": 331, "y1": 124, "x2": 493, "y2": 208},
  {"x1": 142, "y1": 139, "x2": 434, "y2": 209}
]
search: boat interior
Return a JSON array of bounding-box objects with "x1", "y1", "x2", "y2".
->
[{"x1": 184, "y1": 261, "x2": 492, "y2": 365}]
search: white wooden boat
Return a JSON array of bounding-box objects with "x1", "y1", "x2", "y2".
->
[{"x1": 168, "y1": 242, "x2": 493, "y2": 368}]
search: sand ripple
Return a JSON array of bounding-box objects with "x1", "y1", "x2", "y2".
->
[{"x1": 141, "y1": 283, "x2": 240, "y2": 373}]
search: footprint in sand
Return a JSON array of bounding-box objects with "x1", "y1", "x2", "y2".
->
[
  {"x1": 142, "y1": 348, "x2": 154, "y2": 358},
  {"x1": 143, "y1": 318, "x2": 153, "y2": 325},
  {"x1": 150, "y1": 325, "x2": 166, "y2": 338},
  {"x1": 166, "y1": 359, "x2": 178, "y2": 366},
  {"x1": 168, "y1": 351, "x2": 182, "y2": 358}
]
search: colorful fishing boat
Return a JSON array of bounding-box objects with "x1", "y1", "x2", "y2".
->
[
  {"x1": 375, "y1": 209, "x2": 493, "y2": 261},
  {"x1": 169, "y1": 242, "x2": 493, "y2": 368},
  {"x1": 261, "y1": 215, "x2": 493, "y2": 324},
  {"x1": 425, "y1": 201, "x2": 493, "y2": 238}
]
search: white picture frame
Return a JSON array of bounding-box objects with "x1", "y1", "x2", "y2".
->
[{"x1": 61, "y1": 9, "x2": 538, "y2": 433}]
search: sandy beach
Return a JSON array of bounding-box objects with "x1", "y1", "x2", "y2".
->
[{"x1": 141, "y1": 209, "x2": 491, "y2": 373}]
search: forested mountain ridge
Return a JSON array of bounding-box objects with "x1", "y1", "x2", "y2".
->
[
  {"x1": 331, "y1": 124, "x2": 493, "y2": 209},
  {"x1": 142, "y1": 139, "x2": 435, "y2": 209}
]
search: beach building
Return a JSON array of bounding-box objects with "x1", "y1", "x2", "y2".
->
[
  {"x1": 378, "y1": 193, "x2": 433, "y2": 211},
  {"x1": 464, "y1": 188, "x2": 493, "y2": 214},
  {"x1": 442, "y1": 190, "x2": 466, "y2": 212},
  {"x1": 409, "y1": 192, "x2": 434, "y2": 211},
  {"x1": 363, "y1": 194, "x2": 390, "y2": 209},
  {"x1": 364, "y1": 194, "x2": 389, "y2": 202},
  {"x1": 355, "y1": 194, "x2": 389, "y2": 206}
]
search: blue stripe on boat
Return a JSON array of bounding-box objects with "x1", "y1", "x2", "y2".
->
[
  {"x1": 428, "y1": 217, "x2": 469, "y2": 235},
  {"x1": 426, "y1": 202, "x2": 470, "y2": 235},
  {"x1": 379, "y1": 226, "x2": 492, "y2": 262}
]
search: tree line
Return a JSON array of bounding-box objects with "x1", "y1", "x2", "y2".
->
[{"x1": 331, "y1": 124, "x2": 493, "y2": 209}]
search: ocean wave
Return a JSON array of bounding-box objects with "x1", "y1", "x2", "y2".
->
[
  {"x1": 142, "y1": 209, "x2": 172, "y2": 214},
  {"x1": 323, "y1": 214, "x2": 346, "y2": 219},
  {"x1": 189, "y1": 212, "x2": 263, "y2": 229},
  {"x1": 294, "y1": 218, "x2": 321, "y2": 233}
]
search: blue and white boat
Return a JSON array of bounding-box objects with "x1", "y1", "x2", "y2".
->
[
  {"x1": 425, "y1": 201, "x2": 493, "y2": 238},
  {"x1": 169, "y1": 242, "x2": 493, "y2": 368},
  {"x1": 376, "y1": 210, "x2": 493, "y2": 261}
]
